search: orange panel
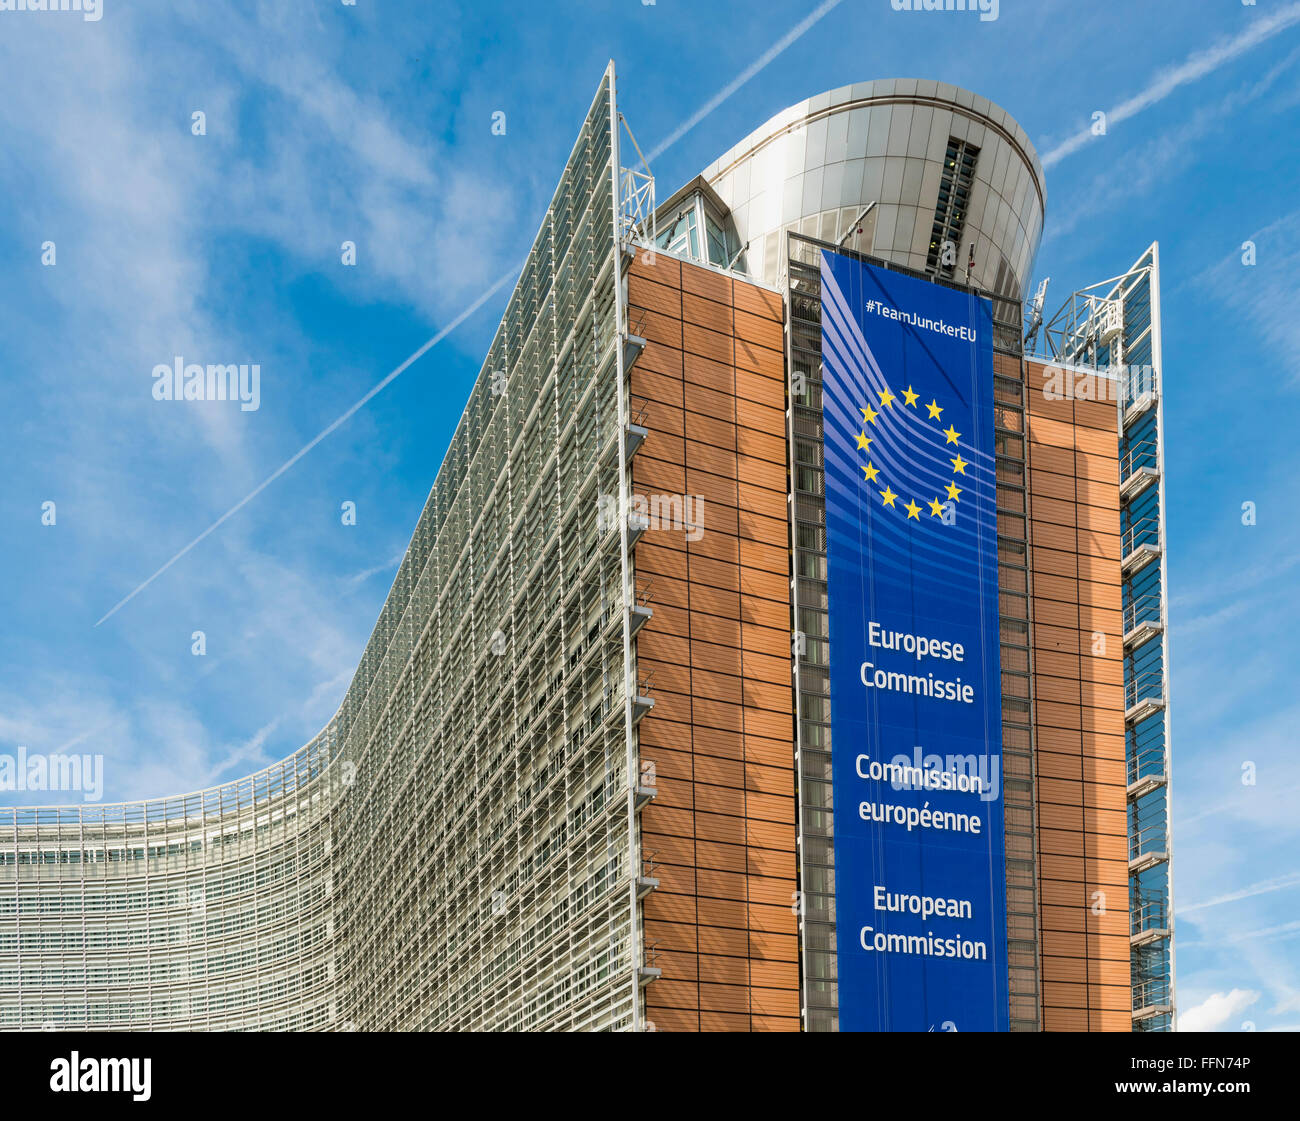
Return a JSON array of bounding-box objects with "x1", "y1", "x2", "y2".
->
[
  {"x1": 685, "y1": 380, "x2": 739, "y2": 423},
  {"x1": 631, "y1": 367, "x2": 686, "y2": 408},
  {"x1": 631, "y1": 248, "x2": 681, "y2": 286},
  {"x1": 735, "y1": 426, "x2": 785, "y2": 462},
  {"x1": 681, "y1": 264, "x2": 732, "y2": 304},
  {"x1": 683, "y1": 292, "x2": 734, "y2": 334},
  {"x1": 732, "y1": 283, "x2": 782, "y2": 322},
  {"x1": 629, "y1": 275, "x2": 683, "y2": 319},
  {"x1": 733, "y1": 307, "x2": 783, "y2": 351},
  {"x1": 735, "y1": 337, "x2": 784, "y2": 380},
  {"x1": 684, "y1": 322, "x2": 734, "y2": 367},
  {"x1": 736, "y1": 453, "x2": 786, "y2": 489},
  {"x1": 735, "y1": 367, "x2": 784, "y2": 409},
  {"x1": 635, "y1": 258, "x2": 795, "y2": 1032}
]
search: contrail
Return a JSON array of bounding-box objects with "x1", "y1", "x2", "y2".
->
[
  {"x1": 94, "y1": 266, "x2": 519, "y2": 626},
  {"x1": 1042, "y1": 2, "x2": 1300, "y2": 167},
  {"x1": 95, "y1": 1, "x2": 851, "y2": 626},
  {"x1": 1179, "y1": 871, "x2": 1300, "y2": 916},
  {"x1": 646, "y1": 0, "x2": 845, "y2": 162}
]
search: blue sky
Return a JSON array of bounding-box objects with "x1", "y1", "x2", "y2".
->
[{"x1": 1, "y1": 0, "x2": 1297, "y2": 1031}]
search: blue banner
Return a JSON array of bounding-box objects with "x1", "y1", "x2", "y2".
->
[{"x1": 819, "y1": 251, "x2": 1008, "y2": 1032}]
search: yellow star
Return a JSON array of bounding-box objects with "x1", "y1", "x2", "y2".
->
[
  {"x1": 926, "y1": 400, "x2": 943, "y2": 420},
  {"x1": 950, "y1": 454, "x2": 968, "y2": 475},
  {"x1": 861, "y1": 461, "x2": 880, "y2": 482},
  {"x1": 879, "y1": 387, "x2": 896, "y2": 408},
  {"x1": 904, "y1": 499, "x2": 921, "y2": 520},
  {"x1": 945, "y1": 482, "x2": 962, "y2": 502},
  {"x1": 902, "y1": 386, "x2": 919, "y2": 407},
  {"x1": 880, "y1": 486, "x2": 897, "y2": 507},
  {"x1": 928, "y1": 498, "x2": 946, "y2": 517},
  {"x1": 860, "y1": 405, "x2": 878, "y2": 425},
  {"x1": 943, "y1": 424, "x2": 961, "y2": 445},
  {"x1": 856, "y1": 431, "x2": 871, "y2": 451}
]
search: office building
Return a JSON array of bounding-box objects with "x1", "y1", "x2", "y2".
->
[{"x1": 0, "y1": 64, "x2": 1173, "y2": 1032}]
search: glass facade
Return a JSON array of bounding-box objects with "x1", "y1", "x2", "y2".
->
[
  {"x1": 0, "y1": 65, "x2": 648, "y2": 1032},
  {"x1": 1114, "y1": 249, "x2": 1175, "y2": 1031},
  {"x1": 653, "y1": 188, "x2": 746, "y2": 273},
  {"x1": 0, "y1": 736, "x2": 337, "y2": 1030}
]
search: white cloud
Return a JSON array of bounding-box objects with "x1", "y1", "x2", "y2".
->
[
  {"x1": 343, "y1": 548, "x2": 406, "y2": 590},
  {"x1": 1041, "y1": 3, "x2": 1300, "y2": 167},
  {"x1": 1206, "y1": 211, "x2": 1300, "y2": 385},
  {"x1": 1179, "y1": 988, "x2": 1260, "y2": 1032},
  {"x1": 0, "y1": 6, "x2": 496, "y2": 802},
  {"x1": 1043, "y1": 43, "x2": 1300, "y2": 245},
  {"x1": 1180, "y1": 872, "x2": 1300, "y2": 916}
]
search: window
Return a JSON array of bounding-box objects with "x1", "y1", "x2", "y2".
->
[
  {"x1": 654, "y1": 191, "x2": 747, "y2": 273},
  {"x1": 926, "y1": 137, "x2": 981, "y2": 277}
]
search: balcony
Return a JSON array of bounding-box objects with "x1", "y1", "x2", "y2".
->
[
  {"x1": 623, "y1": 330, "x2": 647, "y2": 372},
  {"x1": 628, "y1": 603, "x2": 653, "y2": 639},
  {"x1": 631, "y1": 693, "x2": 655, "y2": 726},
  {"x1": 626, "y1": 509, "x2": 649, "y2": 548},
  {"x1": 1122, "y1": 593, "x2": 1164, "y2": 649},
  {"x1": 624, "y1": 423, "x2": 647, "y2": 462},
  {"x1": 1120, "y1": 368, "x2": 1159, "y2": 427},
  {"x1": 1121, "y1": 516, "x2": 1161, "y2": 576},
  {"x1": 1119, "y1": 438, "x2": 1159, "y2": 502},
  {"x1": 1128, "y1": 821, "x2": 1168, "y2": 874},
  {"x1": 597, "y1": 320, "x2": 647, "y2": 385},
  {"x1": 1127, "y1": 743, "x2": 1167, "y2": 800},
  {"x1": 1132, "y1": 977, "x2": 1172, "y2": 1022},
  {"x1": 602, "y1": 592, "x2": 654, "y2": 644},
  {"x1": 1130, "y1": 896, "x2": 1171, "y2": 948},
  {"x1": 1124, "y1": 669, "x2": 1165, "y2": 725},
  {"x1": 638, "y1": 941, "x2": 662, "y2": 987},
  {"x1": 637, "y1": 854, "x2": 660, "y2": 900},
  {"x1": 632, "y1": 776, "x2": 657, "y2": 811}
]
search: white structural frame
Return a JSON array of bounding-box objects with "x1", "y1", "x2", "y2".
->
[{"x1": 1030, "y1": 243, "x2": 1175, "y2": 1030}]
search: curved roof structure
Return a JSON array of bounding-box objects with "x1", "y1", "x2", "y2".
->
[{"x1": 701, "y1": 79, "x2": 1045, "y2": 299}]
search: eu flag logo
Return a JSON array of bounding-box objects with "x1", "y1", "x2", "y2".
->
[{"x1": 855, "y1": 385, "x2": 967, "y2": 521}]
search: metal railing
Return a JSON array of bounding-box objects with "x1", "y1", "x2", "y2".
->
[
  {"x1": 1129, "y1": 820, "x2": 1167, "y2": 863},
  {"x1": 1123, "y1": 593, "x2": 1163, "y2": 637},
  {"x1": 1128, "y1": 741, "x2": 1166, "y2": 789},
  {"x1": 1132, "y1": 975, "x2": 1171, "y2": 1012},
  {"x1": 1120, "y1": 365, "x2": 1159, "y2": 414},
  {"x1": 617, "y1": 112, "x2": 656, "y2": 247},
  {"x1": 1119, "y1": 437, "x2": 1158, "y2": 482},
  {"x1": 1131, "y1": 894, "x2": 1169, "y2": 938},
  {"x1": 1121, "y1": 515, "x2": 1161, "y2": 561},
  {"x1": 1125, "y1": 669, "x2": 1165, "y2": 712}
]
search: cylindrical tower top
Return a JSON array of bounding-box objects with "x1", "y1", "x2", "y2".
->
[{"x1": 701, "y1": 78, "x2": 1045, "y2": 299}]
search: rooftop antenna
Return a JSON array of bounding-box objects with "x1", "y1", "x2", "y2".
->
[
  {"x1": 1023, "y1": 276, "x2": 1051, "y2": 350},
  {"x1": 726, "y1": 239, "x2": 751, "y2": 272},
  {"x1": 838, "y1": 201, "x2": 878, "y2": 247},
  {"x1": 617, "y1": 112, "x2": 656, "y2": 248}
]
